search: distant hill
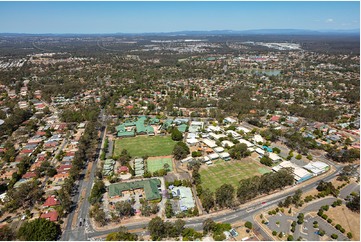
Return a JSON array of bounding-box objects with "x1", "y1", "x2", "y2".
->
[{"x1": 0, "y1": 29, "x2": 359, "y2": 37}]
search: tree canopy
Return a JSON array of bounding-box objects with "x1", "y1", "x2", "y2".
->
[{"x1": 17, "y1": 218, "x2": 61, "y2": 241}]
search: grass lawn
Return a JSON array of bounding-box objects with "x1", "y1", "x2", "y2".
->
[
  {"x1": 147, "y1": 157, "x2": 173, "y2": 173},
  {"x1": 199, "y1": 158, "x2": 272, "y2": 192},
  {"x1": 113, "y1": 135, "x2": 176, "y2": 158}
]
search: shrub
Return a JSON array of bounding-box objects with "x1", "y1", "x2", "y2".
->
[
  {"x1": 340, "y1": 228, "x2": 345, "y2": 233},
  {"x1": 287, "y1": 235, "x2": 294, "y2": 241},
  {"x1": 244, "y1": 221, "x2": 253, "y2": 230},
  {"x1": 331, "y1": 234, "x2": 338, "y2": 240},
  {"x1": 272, "y1": 231, "x2": 277, "y2": 236},
  {"x1": 327, "y1": 218, "x2": 332, "y2": 223},
  {"x1": 278, "y1": 232, "x2": 284, "y2": 238},
  {"x1": 347, "y1": 232, "x2": 353, "y2": 239},
  {"x1": 321, "y1": 205, "x2": 329, "y2": 211},
  {"x1": 313, "y1": 224, "x2": 319, "y2": 228},
  {"x1": 288, "y1": 208, "x2": 292, "y2": 214},
  {"x1": 321, "y1": 214, "x2": 328, "y2": 220},
  {"x1": 319, "y1": 230, "x2": 325, "y2": 236},
  {"x1": 295, "y1": 154, "x2": 302, "y2": 160},
  {"x1": 275, "y1": 207, "x2": 279, "y2": 212}
]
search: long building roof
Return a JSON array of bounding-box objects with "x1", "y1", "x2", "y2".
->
[{"x1": 108, "y1": 179, "x2": 161, "y2": 201}]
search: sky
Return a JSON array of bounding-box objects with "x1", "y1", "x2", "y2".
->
[{"x1": 0, "y1": 1, "x2": 359, "y2": 34}]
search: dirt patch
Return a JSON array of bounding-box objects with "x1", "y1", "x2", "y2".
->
[
  {"x1": 232, "y1": 220, "x2": 259, "y2": 241},
  {"x1": 325, "y1": 204, "x2": 360, "y2": 241}
]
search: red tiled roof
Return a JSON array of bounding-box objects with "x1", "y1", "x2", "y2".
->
[
  {"x1": 118, "y1": 166, "x2": 129, "y2": 173},
  {"x1": 270, "y1": 116, "x2": 280, "y2": 122},
  {"x1": 40, "y1": 210, "x2": 58, "y2": 222},
  {"x1": 43, "y1": 196, "x2": 60, "y2": 207},
  {"x1": 65, "y1": 151, "x2": 75, "y2": 156},
  {"x1": 22, "y1": 171, "x2": 37, "y2": 179},
  {"x1": 21, "y1": 149, "x2": 33, "y2": 154},
  {"x1": 36, "y1": 131, "x2": 47, "y2": 136}
]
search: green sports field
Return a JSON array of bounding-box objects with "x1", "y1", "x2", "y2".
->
[
  {"x1": 147, "y1": 157, "x2": 173, "y2": 173},
  {"x1": 199, "y1": 159, "x2": 271, "y2": 192},
  {"x1": 113, "y1": 135, "x2": 176, "y2": 158}
]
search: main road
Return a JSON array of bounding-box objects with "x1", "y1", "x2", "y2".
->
[{"x1": 61, "y1": 109, "x2": 107, "y2": 241}]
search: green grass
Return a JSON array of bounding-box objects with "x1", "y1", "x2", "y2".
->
[
  {"x1": 114, "y1": 135, "x2": 176, "y2": 157},
  {"x1": 147, "y1": 157, "x2": 173, "y2": 173},
  {"x1": 199, "y1": 159, "x2": 272, "y2": 192}
]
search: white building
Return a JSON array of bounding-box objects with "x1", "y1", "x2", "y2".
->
[
  {"x1": 238, "y1": 139, "x2": 254, "y2": 148},
  {"x1": 214, "y1": 147, "x2": 225, "y2": 153},
  {"x1": 254, "y1": 134, "x2": 264, "y2": 144},
  {"x1": 208, "y1": 153, "x2": 220, "y2": 160},
  {"x1": 209, "y1": 132, "x2": 227, "y2": 141},
  {"x1": 236, "y1": 126, "x2": 251, "y2": 134},
  {"x1": 268, "y1": 153, "x2": 282, "y2": 162},
  {"x1": 221, "y1": 140, "x2": 235, "y2": 148},
  {"x1": 226, "y1": 130, "x2": 241, "y2": 139},
  {"x1": 202, "y1": 138, "x2": 217, "y2": 148},
  {"x1": 219, "y1": 152, "x2": 231, "y2": 161}
]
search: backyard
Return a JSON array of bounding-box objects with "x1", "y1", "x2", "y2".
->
[
  {"x1": 199, "y1": 158, "x2": 271, "y2": 192},
  {"x1": 113, "y1": 135, "x2": 176, "y2": 157}
]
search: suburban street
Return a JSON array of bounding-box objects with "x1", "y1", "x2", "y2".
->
[{"x1": 61, "y1": 109, "x2": 107, "y2": 241}]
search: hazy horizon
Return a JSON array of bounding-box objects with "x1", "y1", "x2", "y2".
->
[{"x1": 0, "y1": 1, "x2": 359, "y2": 34}]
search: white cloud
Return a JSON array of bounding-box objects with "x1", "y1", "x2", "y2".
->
[{"x1": 325, "y1": 18, "x2": 334, "y2": 23}]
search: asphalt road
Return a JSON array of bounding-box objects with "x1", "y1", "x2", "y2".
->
[
  {"x1": 61, "y1": 109, "x2": 107, "y2": 241},
  {"x1": 339, "y1": 182, "x2": 360, "y2": 199}
]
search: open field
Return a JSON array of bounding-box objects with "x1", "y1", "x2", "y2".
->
[
  {"x1": 325, "y1": 205, "x2": 360, "y2": 241},
  {"x1": 113, "y1": 135, "x2": 176, "y2": 157},
  {"x1": 147, "y1": 156, "x2": 173, "y2": 173},
  {"x1": 199, "y1": 159, "x2": 271, "y2": 192}
]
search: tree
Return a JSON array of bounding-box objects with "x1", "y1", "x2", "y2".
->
[
  {"x1": 171, "y1": 127, "x2": 183, "y2": 141},
  {"x1": 244, "y1": 221, "x2": 253, "y2": 229},
  {"x1": 148, "y1": 216, "x2": 165, "y2": 240},
  {"x1": 260, "y1": 155, "x2": 273, "y2": 166},
  {"x1": 331, "y1": 234, "x2": 338, "y2": 240},
  {"x1": 165, "y1": 200, "x2": 173, "y2": 218},
  {"x1": 89, "y1": 203, "x2": 107, "y2": 226},
  {"x1": 174, "y1": 219, "x2": 186, "y2": 235},
  {"x1": 203, "y1": 218, "x2": 216, "y2": 234},
  {"x1": 17, "y1": 218, "x2": 61, "y2": 241},
  {"x1": 347, "y1": 232, "x2": 353, "y2": 239},
  {"x1": 172, "y1": 142, "x2": 190, "y2": 160},
  {"x1": 115, "y1": 201, "x2": 134, "y2": 218},
  {"x1": 229, "y1": 143, "x2": 250, "y2": 159},
  {"x1": 106, "y1": 227, "x2": 138, "y2": 241},
  {"x1": 88, "y1": 179, "x2": 106, "y2": 205},
  {"x1": 200, "y1": 188, "x2": 215, "y2": 213},
  {"x1": 0, "y1": 225, "x2": 15, "y2": 241},
  {"x1": 163, "y1": 163, "x2": 170, "y2": 171},
  {"x1": 272, "y1": 147, "x2": 281, "y2": 154},
  {"x1": 215, "y1": 184, "x2": 234, "y2": 208},
  {"x1": 346, "y1": 193, "x2": 360, "y2": 212},
  {"x1": 287, "y1": 235, "x2": 294, "y2": 241}
]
